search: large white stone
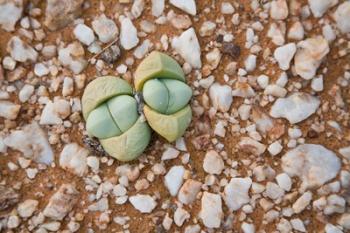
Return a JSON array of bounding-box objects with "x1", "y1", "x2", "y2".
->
[
  {"x1": 309, "y1": 0, "x2": 338, "y2": 18},
  {"x1": 4, "y1": 122, "x2": 54, "y2": 164},
  {"x1": 282, "y1": 144, "x2": 341, "y2": 190},
  {"x1": 164, "y1": 166, "x2": 185, "y2": 196},
  {"x1": 92, "y1": 14, "x2": 118, "y2": 43},
  {"x1": 209, "y1": 83, "x2": 233, "y2": 112},
  {"x1": 0, "y1": 101, "x2": 20, "y2": 120},
  {"x1": 270, "y1": 92, "x2": 320, "y2": 124},
  {"x1": 203, "y1": 150, "x2": 224, "y2": 175},
  {"x1": 59, "y1": 143, "x2": 88, "y2": 177},
  {"x1": 0, "y1": 0, "x2": 23, "y2": 32},
  {"x1": 274, "y1": 43, "x2": 296, "y2": 70},
  {"x1": 178, "y1": 179, "x2": 202, "y2": 205},
  {"x1": 17, "y1": 199, "x2": 38, "y2": 218},
  {"x1": 333, "y1": 1, "x2": 350, "y2": 34},
  {"x1": 224, "y1": 177, "x2": 252, "y2": 211},
  {"x1": 151, "y1": 0, "x2": 164, "y2": 16},
  {"x1": 169, "y1": 0, "x2": 196, "y2": 15},
  {"x1": 43, "y1": 184, "x2": 79, "y2": 220},
  {"x1": 200, "y1": 192, "x2": 222, "y2": 228},
  {"x1": 40, "y1": 99, "x2": 71, "y2": 125},
  {"x1": 129, "y1": 194, "x2": 157, "y2": 213},
  {"x1": 119, "y1": 17, "x2": 139, "y2": 50},
  {"x1": 74, "y1": 24, "x2": 95, "y2": 46},
  {"x1": 294, "y1": 36, "x2": 329, "y2": 80},
  {"x1": 172, "y1": 27, "x2": 201, "y2": 68},
  {"x1": 7, "y1": 36, "x2": 38, "y2": 63},
  {"x1": 270, "y1": 0, "x2": 288, "y2": 20},
  {"x1": 58, "y1": 42, "x2": 87, "y2": 74}
]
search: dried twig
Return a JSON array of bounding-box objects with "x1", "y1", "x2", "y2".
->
[{"x1": 88, "y1": 37, "x2": 119, "y2": 63}]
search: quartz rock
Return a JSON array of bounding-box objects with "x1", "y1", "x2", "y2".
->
[
  {"x1": 44, "y1": 0, "x2": 83, "y2": 31},
  {"x1": 333, "y1": 1, "x2": 350, "y2": 34},
  {"x1": 267, "y1": 22, "x2": 286, "y2": 46},
  {"x1": 58, "y1": 42, "x2": 87, "y2": 74},
  {"x1": 178, "y1": 179, "x2": 202, "y2": 205},
  {"x1": 209, "y1": 83, "x2": 233, "y2": 112},
  {"x1": 309, "y1": 0, "x2": 338, "y2": 18},
  {"x1": 7, "y1": 215, "x2": 20, "y2": 229},
  {"x1": 288, "y1": 21, "x2": 304, "y2": 40},
  {"x1": 43, "y1": 184, "x2": 79, "y2": 220},
  {"x1": 0, "y1": 101, "x2": 20, "y2": 120},
  {"x1": 174, "y1": 207, "x2": 190, "y2": 226},
  {"x1": 241, "y1": 222, "x2": 255, "y2": 233},
  {"x1": 292, "y1": 191, "x2": 312, "y2": 214},
  {"x1": 325, "y1": 224, "x2": 343, "y2": 233},
  {"x1": 265, "y1": 182, "x2": 285, "y2": 200},
  {"x1": 276, "y1": 173, "x2": 292, "y2": 191},
  {"x1": 270, "y1": 92, "x2": 320, "y2": 124},
  {"x1": 169, "y1": 0, "x2": 196, "y2": 15},
  {"x1": 282, "y1": 144, "x2": 341, "y2": 190},
  {"x1": 131, "y1": 0, "x2": 145, "y2": 18},
  {"x1": 294, "y1": 36, "x2": 329, "y2": 80},
  {"x1": 40, "y1": 99, "x2": 71, "y2": 125},
  {"x1": 17, "y1": 199, "x2": 38, "y2": 218},
  {"x1": 338, "y1": 213, "x2": 350, "y2": 230},
  {"x1": 0, "y1": 185, "x2": 20, "y2": 211},
  {"x1": 119, "y1": 17, "x2": 139, "y2": 50},
  {"x1": 164, "y1": 165, "x2": 185, "y2": 196},
  {"x1": 199, "y1": 21, "x2": 216, "y2": 37},
  {"x1": 74, "y1": 24, "x2": 95, "y2": 46},
  {"x1": 7, "y1": 36, "x2": 38, "y2": 63},
  {"x1": 161, "y1": 146, "x2": 180, "y2": 160},
  {"x1": 203, "y1": 150, "x2": 224, "y2": 175},
  {"x1": 0, "y1": 0, "x2": 23, "y2": 31},
  {"x1": 129, "y1": 194, "x2": 156, "y2": 213},
  {"x1": 88, "y1": 197, "x2": 109, "y2": 212},
  {"x1": 92, "y1": 14, "x2": 118, "y2": 43},
  {"x1": 4, "y1": 122, "x2": 54, "y2": 164},
  {"x1": 59, "y1": 143, "x2": 88, "y2": 177},
  {"x1": 172, "y1": 27, "x2": 201, "y2": 68},
  {"x1": 224, "y1": 178, "x2": 252, "y2": 211},
  {"x1": 221, "y1": 2, "x2": 234, "y2": 14},
  {"x1": 34, "y1": 63, "x2": 49, "y2": 77},
  {"x1": 200, "y1": 192, "x2": 222, "y2": 228},
  {"x1": 239, "y1": 137, "x2": 266, "y2": 156},
  {"x1": 244, "y1": 54, "x2": 256, "y2": 72},
  {"x1": 270, "y1": 0, "x2": 288, "y2": 20},
  {"x1": 152, "y1": 0, "x2": 164, "y2": 16},
  {"x1": 274, "y1": 43, "x2": 296, "y2": 70}
]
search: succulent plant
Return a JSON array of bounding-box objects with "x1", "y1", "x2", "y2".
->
[
  {"x1": 135, "y1": 52, "x2": 192, "y2": 142},
  {"x1": 82, "y1": 51, "x2": 192, "y2": 161}
]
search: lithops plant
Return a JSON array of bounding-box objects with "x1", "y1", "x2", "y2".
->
[
  {"x1": 82, "y1": 51, "x2": 192, "y2": 161},
  {"x1": 135, "y1": 51, "x2": 192, "y2": 142},
  {"x1": 82, "y1": 76, "x2": 151, "y2": 161}
]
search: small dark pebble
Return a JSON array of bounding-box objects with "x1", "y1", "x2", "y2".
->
[
  {"x1": 154, "y1": 225, "x2": 166, "y2": 233},
  {"x1": 83, "y1": 135, "x2": 106, "y2": 156},
  {"x1": 0, "y1": 185, "x2": 20, "y2": 211},
  {"x1": 222, "y1": 42, "x2": 241, "y2": 59},
  {"x1": 216, "y1": 34, "x2": 224, "y2": 43},
  {"x1": 100, "y1": 45, "x2": 121, "y2": 64},
  {"x1": 307, "y1": 129, "x2": 319, "y2": 138}
]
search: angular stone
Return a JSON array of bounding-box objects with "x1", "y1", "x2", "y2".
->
[
  {"x1": 44, "y1": 0, "x2": 84, "y2": 31},
  {"x1": 282, "y1": 144, "x2": 341, "y2": 190},
  {"x1": 172, "y1": 27, "x2": 201, "y2": 68},
  {"x1": 43, "y1": 184, "x2": 79, "y2": 220},
  {"x1": 224, "y1": 178, "x2": 252, "y2": 211},
  {"x1": 0, "y1": 0, "x2": 23, "y2": 32},
  {"x1": 4, "y1": 122, "x2": 54, "y2": 164},
  {"x1": 270, "y1": 92, "x2": 320, "y2": 124},
  {"x1": 200, "y1": 192, "x2": 222, "y2": 228},
  {"x1": 59, "y1": 143, "x2": 88, "y2": 177}
]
